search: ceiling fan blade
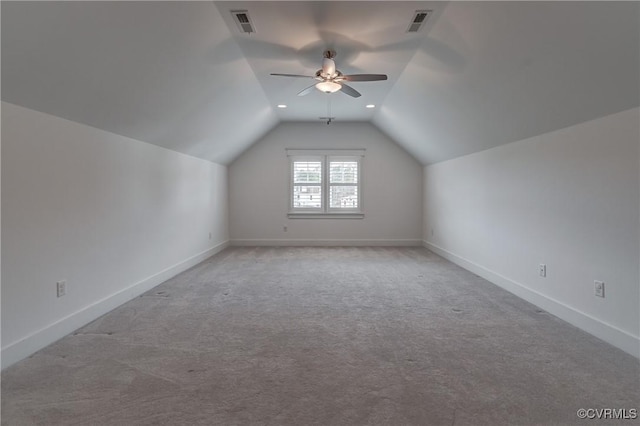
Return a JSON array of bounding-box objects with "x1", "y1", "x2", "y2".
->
[
  {"x1": 297, "y1": 84, "x2": 317, "y2": 96},
  {"x1": 339, "y1": 83, "x2": 361, "y2": 98},
  {"x1": 270, "y1": 73, "x2": 314, "y2": 78},
  {"x1": 342, "y1": 74, "x2": 388, "y2": 82}
]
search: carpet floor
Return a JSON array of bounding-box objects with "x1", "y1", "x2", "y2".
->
[{"x1": 2, "y1": 247, "x2": 638, "y2": 425}]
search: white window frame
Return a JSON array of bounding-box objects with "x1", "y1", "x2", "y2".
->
[{"x1": 287, "y1": 149, "x2": 364, "y2": 219}]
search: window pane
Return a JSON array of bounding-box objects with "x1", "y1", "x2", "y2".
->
[
  {"x1": 330, "y1": 186, "x2": 358, "y2": 209},
  {"x1": 329, "y1": 161, "x2": 358, "y2": 184},
  {"x1": 293, "y1": 185, "x2": 322, "y2": 208},
  {"x1": 294, "y1": 161, "x2": 322, "y2": 184}
]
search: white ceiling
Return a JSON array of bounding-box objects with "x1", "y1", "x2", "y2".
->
[
  {"x1": 374, "y1": 1, "x2": 640, "y2": 163},
  {"x1": 214, "y1": 1, "x2": 444, "y2": 121},
  {"x1": 2, "y1": 1, "x2": 638, "y2": 165},
  {"x1": 1, "y1": 1, "x2": 278, "y2": 164}
]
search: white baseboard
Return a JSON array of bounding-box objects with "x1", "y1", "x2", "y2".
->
[
  {"x1": 1, "y1": 240, "x2": 230, "y2": 370},
  {"x1": 231, "y1": 239, "x2": 423, "y2": 247},
  {"x1": 424, "y1": 241, "x2": 640, "y2": 359}
]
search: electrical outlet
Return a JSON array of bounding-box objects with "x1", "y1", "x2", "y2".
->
[
  {"x1": 56, "y1": 280, "x2": 67, "y2": 298},
  {"x1": 208, "y1": 232, "x2": 212, "y2": 240},
  {"x1": 283, "y1": 225, "x2": 288, "y2": 232},
  {"x1": 594, "y1": 280, "x2": 605, "y2": 298},
  {"x1": 538, "y1": 264, "x2": 546, "y2": 277}
]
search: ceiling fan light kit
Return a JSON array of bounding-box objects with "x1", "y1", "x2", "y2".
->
[{"x1": 315, "y1": 81, "x2": 342, "y2": 93}]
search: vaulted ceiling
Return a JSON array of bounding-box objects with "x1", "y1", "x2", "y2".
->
[{"x1": 2, "y1": 1, "x2": 638, "y2": 165}]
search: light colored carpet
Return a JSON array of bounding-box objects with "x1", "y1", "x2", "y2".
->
[{"x1": 2, "y1": 247, "x2": 638, "y2": 425}]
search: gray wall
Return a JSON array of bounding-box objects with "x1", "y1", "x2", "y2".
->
[
  {"x1": 229, "y1": 122, "x2": 423, "y2": 245},
  {"x1": 1, "y1": 102, "x2": 229, "y2": 368},
  {"x1": 423, "y1": 107, "x2": 640, "y2": 357}
]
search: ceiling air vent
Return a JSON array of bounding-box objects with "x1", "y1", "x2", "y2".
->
[
  {"x1": 407, "y1": 10, "x2": 432, "y2": 33},
  {"x1": 231, "y1": 10, "x2": 255, "y2": 34}
]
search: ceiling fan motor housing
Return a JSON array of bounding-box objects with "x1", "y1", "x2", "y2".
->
[{"x1": 322, "y1": 57, "x2": 336, "y2": 78}]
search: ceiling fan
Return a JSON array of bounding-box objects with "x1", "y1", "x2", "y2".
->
[{"x1": 270, "y1": 50, "x2": 387, "y2": 98}]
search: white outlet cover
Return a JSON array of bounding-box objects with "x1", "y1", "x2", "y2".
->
[
  {"x1": 539, "y1": 264, "x2": 546, "y2": 277},
  {"x1": 594, "y1": 280, "x2": 605, "y2": 298},
  {"x1": 56, "y1": 280, "x2": 67, "y2": 297}
]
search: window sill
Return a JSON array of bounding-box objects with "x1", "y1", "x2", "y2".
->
[{"x1": 287, "y1": 213, "x2": 364, "y2": 219}]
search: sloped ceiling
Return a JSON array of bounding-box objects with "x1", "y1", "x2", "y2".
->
[
  {"x1": 2, "y1": 2, "x2": 639, "y2": 166},
  {"x1": 373, "y1": 1, "x2": 640, "y2": 164},
  {"x1": 1, "y1": 1, "x2": 278, "y2": 165}
]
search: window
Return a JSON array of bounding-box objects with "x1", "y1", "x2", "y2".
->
[
  {"x1": 292, "y1": 159, "x2": 322, "y2": 210},
  {"x1": 287, "y1": 149, "x2": 364, "y2": 218},
  {"x1": 329, "y1": 159, "x2": 359, "y2": 209}
]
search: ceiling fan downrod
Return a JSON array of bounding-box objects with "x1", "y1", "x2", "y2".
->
[{"x1": 323, "y1": 49, "x2": 336, "y2": 59}]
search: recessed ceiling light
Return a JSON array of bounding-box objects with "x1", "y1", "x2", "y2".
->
[
  {"x1": 277, "y1": 104, "x2": 287, "y2": 108},
  {"x1": 366, "y1": 104, "x2": 376, "y2": 108}
]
